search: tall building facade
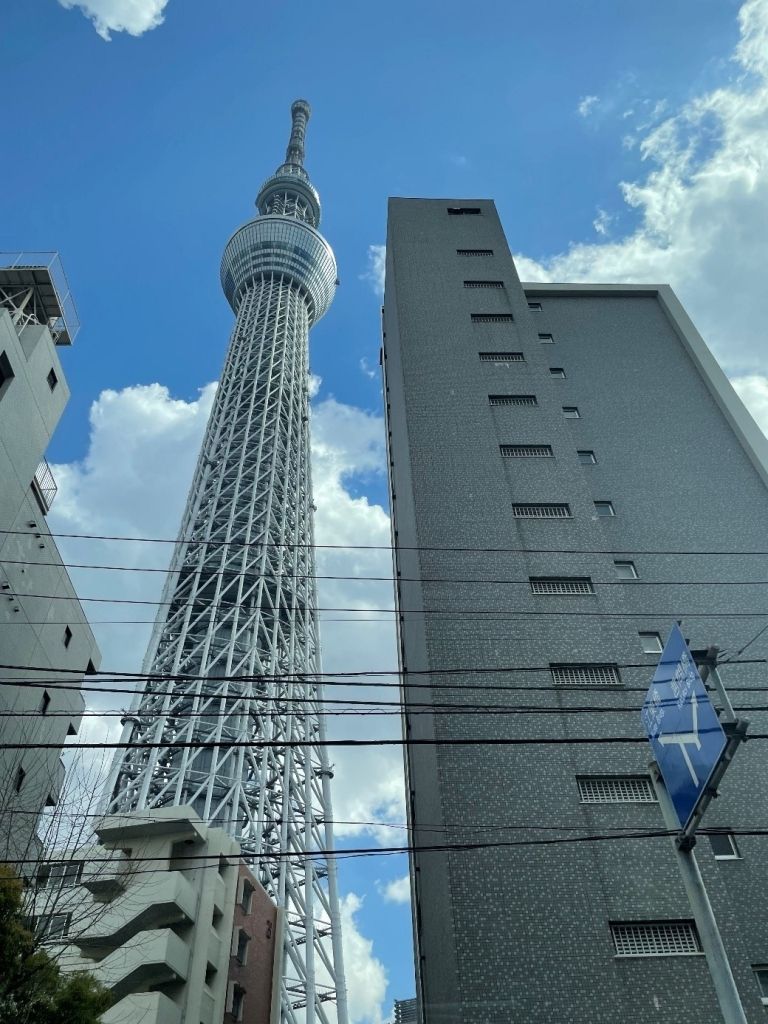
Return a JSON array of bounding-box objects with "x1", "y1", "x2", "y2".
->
[
  {"x1": 383, "y1": 199, "x2": 768, "y2": 1023},
  {"x1": 0, "y1": 253, "x2": 100, "y2": 870},
  {"x1": 100, "y1": 102, "x2": 347, "y2": 1024}
]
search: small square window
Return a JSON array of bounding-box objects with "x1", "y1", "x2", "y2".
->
[
  {"x1": 639, "y1": 632, "x2": 663, "y2": 654},
  {"x1": 47, "y1": 368, "x2": 58, "y2": 391},
  {"x1": 549, "y1": 368, "x2": 566, "y2": 378},
  {"x1": 528, "y1": 302, "x2": 543, "y2": 311},
  {"x1": 538, "y1": 333, "x2": 554, "y2": 344},
  {"x1": 594, "y1": 501, "x2": 615, "y2": 516},
  {"x1": 562, "y1": 406, "x2": 580, "y2": 419},
  {"x1": 63, "y1": 626, "x2": 73, "y2": 648},
  {"x1": 709, "y1": 832, "x2": 740, "y2": 860},
  {"x1": 614, "y1": 560, "x2": 638, "y2": 580},
  {"x1": 752, "y1": 966, "x2": 768, "y2": 1003},
  {"x1": 577, "y1": 450, "x2": 596, "y2": 464}
]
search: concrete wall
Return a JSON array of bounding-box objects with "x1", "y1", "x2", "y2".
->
[
  {"x1": 0, "y1": 308, "x2": 99, "y2": 871},
  {"x1": 383, "y1": 198, "x2": 768, "y2": 1023}
]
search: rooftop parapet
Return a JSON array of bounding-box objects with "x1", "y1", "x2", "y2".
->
[{"x1": 0, "y1": 251, "x2": 80, "y2": 345}]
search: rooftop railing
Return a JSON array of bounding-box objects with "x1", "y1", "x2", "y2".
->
[{"x1": 0, "y1": 251, "x2": 80, "y2": 345}]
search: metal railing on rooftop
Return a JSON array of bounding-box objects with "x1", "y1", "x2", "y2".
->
[{"x1": 0, "y1": 251, "x2": 80, "y2": 344}]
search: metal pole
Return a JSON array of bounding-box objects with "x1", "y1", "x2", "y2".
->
[{"x1": 650, "y1": 761, "x2": 748, "y2": 1024}]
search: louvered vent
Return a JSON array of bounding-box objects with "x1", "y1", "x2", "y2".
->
[
  {"x1": 489, "y1": 395, "x2": 537, "y2": 407},
  {"x1": 479, "y1": 352, "x2": 524, "y2": 363},
  {"x1": 552, "y1": 664, "x2": 620, "y2": 685},
  {"x1": 464, "y1": 280, "x2": 504, "y2": 289},
  {"x1": 611, "y1": 922, "x2": 701, "y2": 957},
  {"x1": 530, "y1": 577, "x2": 594, "y2": 595},
  {"x1": 457, "y1": 249, "x2": 494, "y2": 256},
  {"x1": 512, "y1": 504, "x2": 571, "y2": 519},
  {"x1": 471, "y1": 313, "x2": 514, "y2": 323},
  {"x1": 577, "y1": 776, "x2": 655, "y2": 803},
  {"x1": 500, "y1": 445, "x2": 553, "y2": 458}
]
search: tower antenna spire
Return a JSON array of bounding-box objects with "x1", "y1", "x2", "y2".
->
[{"x1": 285, "y1": 98, "x2": 311, "y2": 167}]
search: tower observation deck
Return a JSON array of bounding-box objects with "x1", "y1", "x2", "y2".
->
[{"x1": 103, "y1": 101, "x2": 348, "y2": 1024}]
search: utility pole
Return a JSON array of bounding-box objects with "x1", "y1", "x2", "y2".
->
[{"x1": 647, "y1": 643, "x2": 749, "y2": 1024}]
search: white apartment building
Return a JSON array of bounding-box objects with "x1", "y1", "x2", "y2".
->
[{"x1": 0, "y1": 252, "x2": 100, "y2": 872}]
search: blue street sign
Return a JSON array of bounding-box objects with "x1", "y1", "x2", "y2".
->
[{"x1": 642, "y1": 625, "x2": 727, "y2": 829}]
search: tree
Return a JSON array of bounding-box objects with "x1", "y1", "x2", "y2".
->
[{"x1": 0, "y1": 864, "x2": 113, "y2": 1024}]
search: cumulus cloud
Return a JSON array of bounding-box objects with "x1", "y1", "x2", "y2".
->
[
  {"x1": 57, "y1": 0, "x2": 170, "y2": 39},
  {"x1": 517, "y1": 0, "x2": 768, "y2": 375},
  {"x1": 361, "y1": 244, "x2": 386, "y2": 297},
  {"x1": 577, "y1": 94, "x2": 600, "y2": 117},
  {"x1": 341, "y1": 894, "x2": 388, "y2": 1024},
  {"x1": 378, "y1": 874, "x2": 410, "y2": 905}
]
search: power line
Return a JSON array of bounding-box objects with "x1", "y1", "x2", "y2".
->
[
  {"x1": 5, "y1": 525, "x2": 768, "y2": 556},
  {"x1": 4, "y1": 733, "x2": 768, "y2": 751},
  {"x1": 3, "y1": 589, "x2": 768, "y2": 620},
  {"x1": 4, "y1": 826, "x2": 768, "y2": 871},
  {"x1": 6, "y1": 555, "x2": 768, "y2": 588}
]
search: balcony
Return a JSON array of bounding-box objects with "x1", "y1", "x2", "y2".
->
[
  {"x1": 31, "y1": 459, "x2": 57, "y2": 515},
  {"x1": 102, "y1": 992, "x2": 181, "y2": 1024},
  {"x1": 93, "y1": 928, "x2": 190, "y2": 998},
  {"x1": 0, "y1": 252, "x2": 79, "y2": 345}
]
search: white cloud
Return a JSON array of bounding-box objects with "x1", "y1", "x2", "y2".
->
[
  {"x1": 732, "y1": 374, "x2": 768, "y2": 435},
  {"x1": 359, "y1": 357, "x2": 377, "y2": 380},
  {"x1": 379, "y1": 874, "x2": 410, "y2": 905},
  {"x1": 518, "y1": 0, "x2": 768, "y2": 375},
  {"x1": 577, "y1": 94, "x2": 600, "y2": 118},
  {"x1": 341, "y1": 893, "x2": 388, "y2": 1024},
  {"x1": 361, "y1": 244, "x2": 386, "y2": 297},
  {"x1": 57, "y1": 0, "x2": 170, "y2": 39},
  {"x1": 592, "y1": 208, "x2": 613, "y2": 236}
]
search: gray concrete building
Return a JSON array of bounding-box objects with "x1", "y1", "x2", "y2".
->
[
  {"x1": 382, "y1": 199, "x2": 768, "y2": 1023},
  {"x1": 0, "y1": 252, "x2": 100, "y2": 872}
]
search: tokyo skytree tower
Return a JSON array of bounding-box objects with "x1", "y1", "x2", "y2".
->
[{"x1": 102, "y1": 101, "x2": 348, "y2": 1024}]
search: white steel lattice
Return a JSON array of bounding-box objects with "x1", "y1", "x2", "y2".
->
[{"x1": 102, "y1": 101, "x2": 348, "y2": 1024}]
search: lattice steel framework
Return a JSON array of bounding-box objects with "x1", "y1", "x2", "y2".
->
[{"x1": 102, "y1": 100, "x2": 348, "y2": 1024}]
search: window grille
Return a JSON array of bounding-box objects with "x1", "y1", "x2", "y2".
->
[
  {"x1": 447, "y1": 207, "x2": 481, "y2": 215},
  {"x1": 500, "y1": 445, "x2": 553, "y2": 458},
  {"x1": 577, "y1": 776, "x2": 655, "y2": 803},
  {"x1": 479, "y1": 352, "x2": 524, "y2": 363},
  {"x1": 464, "y1": 280, "x2": 504, "y2": 289},
  {"x1": 513, "y1": 504, "x2": 571, "y2": 519},
  {"x1": 489, "y1": 394, "x2": 537, "y2": 407},
  {"x1": 552, "y1": 663, "x2": 620, "y2": 685},
  {"x1": 36, "y1": 861, "x2": 84, "y2": 891},
  {"x1": 471, "y1": 313, "x2": 514, "y2": 323},
  {"x1": 28, "y1": 912, "x2": 72, "y2": 943},
  {"x1": 457, "y1": 249, "x2": 494, "y2": 256},
  {"x1": 530, "y1": 577, "x2": 594, "y2": 595},
  {"x1": 611, "y1": 921, "x2": 701, "y2": 957}
]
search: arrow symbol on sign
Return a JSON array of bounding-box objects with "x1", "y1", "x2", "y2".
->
[{"x1": 658, "y1": 692, "x2": 701, "y2": 785}]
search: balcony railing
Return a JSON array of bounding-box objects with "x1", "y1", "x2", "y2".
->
[{"x1": 31, "y1": 459, "x2": 57, "y2": 514}]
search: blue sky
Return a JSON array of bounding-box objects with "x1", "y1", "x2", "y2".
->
[{"x1": 4, "y1": 0, "x2": 768, "y2": 1019}]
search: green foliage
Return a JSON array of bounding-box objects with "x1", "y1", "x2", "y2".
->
[{"x1": 0, "y1": 864, "x2": 113, "y2": 1024}]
